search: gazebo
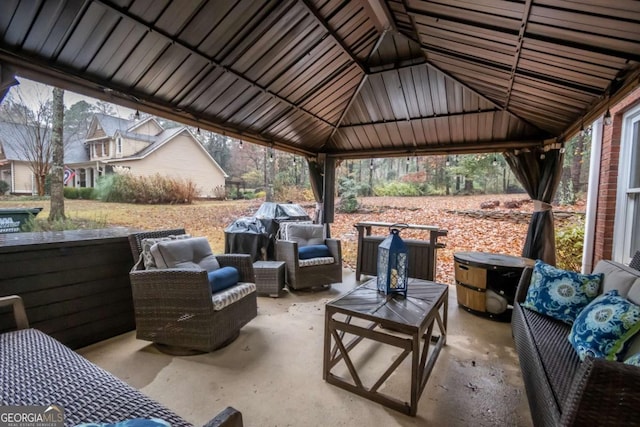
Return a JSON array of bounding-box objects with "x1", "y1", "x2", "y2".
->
[{"x1": 1, "y1": 0, "x2": 639, "y2": 264}]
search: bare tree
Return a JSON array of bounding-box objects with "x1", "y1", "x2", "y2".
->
[
  {"x1": 49, "y1": 87, "x2": 65, "y2": 220},
  {"x1": 1, "y1": 88, "x2": 54, "y2": 196}
]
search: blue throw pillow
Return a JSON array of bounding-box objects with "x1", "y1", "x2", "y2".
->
[
  {"x1": 298, "y1": 244, "x2": 331, "y2": 260},
  {"x1": 624, "y1": 353, "x2": 640, "y2": 366},
  {"x1": 568, "y1": 290, "x2": 640, "y2": 361},
  {"x1": 522, "y1": 260, "x2": 602, "y2": 324},
  {"x1": 208, "y1": 266, "x2": 239, "y2": 293}
]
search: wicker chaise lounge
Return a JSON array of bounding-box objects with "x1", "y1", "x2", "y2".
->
[
  {"x1": 0, "y1": 295, "x2": 243, "y2": 427},
  {"x1": 128, "y1": 229, "x2": 257, "y2": 354}
]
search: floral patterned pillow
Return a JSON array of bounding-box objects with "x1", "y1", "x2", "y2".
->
[
  {"x1": 569, "y1": 290, "x2": 640, "y2": 361},
  {"x1": 625, "y1": 352, "x2": 640, "y2": 366},
  {"x1": 523, "y1": 260, "x2": 602, "y2": 324}
]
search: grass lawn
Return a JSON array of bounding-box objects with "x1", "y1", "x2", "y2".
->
[{"x1": 0, "y1": 194, "x2": 584, "y2": 284}]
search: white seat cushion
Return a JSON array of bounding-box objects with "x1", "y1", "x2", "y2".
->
[
  {"x1": 299, "y1": 256, "x2": 335, "y2": 267},
  {"x1": 211, "y1": 282, "x2": 256, "y2": 311}
]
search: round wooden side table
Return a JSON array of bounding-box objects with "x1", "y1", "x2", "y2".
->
[{"x1": 454, "y1": 251, "x2": 534, "y2": 321}]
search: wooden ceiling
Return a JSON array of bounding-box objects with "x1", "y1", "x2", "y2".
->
[{"x1": 1, "y1": 0, "x2": 639, "y2": 159}]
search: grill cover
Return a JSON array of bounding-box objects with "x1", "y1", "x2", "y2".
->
[{"x1": 224, "y1": 203, "x2": 311, "y2": 261}]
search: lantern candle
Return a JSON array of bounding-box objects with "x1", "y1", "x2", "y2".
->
[{"x1": 377, "y1": 225, "x2": 409, "y2": 297}]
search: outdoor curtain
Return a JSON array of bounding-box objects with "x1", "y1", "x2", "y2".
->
[
  {"x1": 504, "y1": 147, "x2": 564, "y2": 265},
  {"x1": 307, "y1": 158, "x2": 324, "y2": 224}
]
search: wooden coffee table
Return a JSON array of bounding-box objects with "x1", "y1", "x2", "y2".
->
[{"x1": 323, "y1": 278, "x2": 448, "y2": 416}]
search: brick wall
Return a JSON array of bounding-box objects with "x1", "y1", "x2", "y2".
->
[{"x1": 592, "y1": 86, "x2": 640, "y2": 266}]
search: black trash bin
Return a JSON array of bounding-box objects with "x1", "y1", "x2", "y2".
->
[{"x1": 0, "y1": 208, "x2": 43, "y2": 233}]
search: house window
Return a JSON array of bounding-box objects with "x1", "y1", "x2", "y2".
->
[
  {"x1": 614, "y1": 104, "x2": 640, "y2": 263},
  {"x1": 116, "y1": 136, "x2": 122, "y2": 155}
]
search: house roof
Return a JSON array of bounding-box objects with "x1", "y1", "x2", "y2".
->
[
  {"x1": 0, "y1": 120, "x2": 85, "y2": 163},
  {"x1": 89, "y1": 114, "x2": 158, "y2": 144},
  {"x1": 65, "y1": 136, "x2": 89, "y2": 163},
  {"x1": 1, "y1": 1, "x2": 639, "y2": 159},
  {"x1": 0, "y1": 121, "x2": 45, "y2": 161}
]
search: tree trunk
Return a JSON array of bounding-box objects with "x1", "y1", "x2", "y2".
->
[
  {"x1": 264, "y1": 147, "x2": 274, "y2": 202},
  {"x1": 368, "y1": 160, "x2": 373, "y2": 196},
  {"x1": 49, "y1": 87, "x2": 65, "y2": 221},
  {"x1": 571, "y1": 133, "x2": 584, "y2": 195}
]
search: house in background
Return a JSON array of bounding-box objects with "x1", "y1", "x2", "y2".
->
[
  {"x1": 0, "y1": 121, "x2": 67, "y2": 194},
  {"x1": 66, "y1": 114, "x2": 227, "y2": 198},
  {"x1": 0, "y1": 113, "x2": 227, "y2": 197},
  {"x1": 584, "y1": 85, "x2": 640, "y2": 270}
]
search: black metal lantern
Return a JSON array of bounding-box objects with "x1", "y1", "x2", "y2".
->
[{"x1": 377, "y1": 224, "x2": 409, "y2": 297}]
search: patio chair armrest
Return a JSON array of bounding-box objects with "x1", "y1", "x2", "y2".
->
[
  {"x1": 202, "y1": 406, "x2": 243, "y2": 427},
  {"x1": 216, "y1": 254, "x2": 255, "y2": 283},
  {"x1": 325, "y1": 238, "x2": 341, "y2": 263},
  {"x1": 0, "y1": 295, "x2": 29, "y2": 330},
  {"x1": 276, "y1": 240, "x2": 298, "y2": 266},
  {"x1": 560, "y1": 356, "x2": 640, "y2": 426},
  {"x1": 514, "y1": 267, "x2": 533, "y2": 304}
]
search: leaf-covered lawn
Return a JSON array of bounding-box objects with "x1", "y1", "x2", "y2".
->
[{"x1": 0, "y1": 195, "x2": 584, "y2": 284}]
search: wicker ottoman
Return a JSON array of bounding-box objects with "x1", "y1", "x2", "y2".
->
[{"x1": 253, "y1": 260, "x2": 286, "y2": 297}]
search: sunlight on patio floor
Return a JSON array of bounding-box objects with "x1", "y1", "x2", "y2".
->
[{"x1": 78, "y1": 269, "x2": 532, "y2": 427}]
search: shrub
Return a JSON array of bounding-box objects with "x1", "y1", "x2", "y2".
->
[
  {"x1": 337, "y1": 176, "x2": 360, "y2": 213},
  {"x1": 0, "y1": 180, "x2": 9, "y2": 195},
  {"x1": 66, "y1": 187, "x2": 95, "y2": 199},
  {"x1": 274, "y1": 185, "x2": 314, "y2": 202},
  {"x1": 94, "y1": 173, "x2": 197, "y2": 204},
  {"x1": 556, "y1": 217, "x2": 585, "y2": 272},
  {"x1": 240, "y1": 190, "x2": 257, "y2": 200},
  {"x1": 78, "y1": 187, "x2": 96, "y2": 199},
  {"x1": 64, "y1": 187, "x2": 79, "y2": 199},
  {"x1": 373, "y1": 181, "x2": 422, "y2": 196},
  {"x1": 338, "y1": 193, "x2": 359, "y2": 213}
]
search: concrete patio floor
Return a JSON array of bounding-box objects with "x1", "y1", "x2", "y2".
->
[{"x1": 78, "y1": 269, "x2": 533, "y2": 427}]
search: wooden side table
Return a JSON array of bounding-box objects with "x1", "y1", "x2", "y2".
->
[
  {"x1": 323, "y1": 278, "x2": 448, "y2": 416},
  {"x1": 253, "y1": 260, "x2": 285, "y2": 297}
]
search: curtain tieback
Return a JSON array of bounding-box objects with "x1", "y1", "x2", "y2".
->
[{"x1": 533, "y1": 200, "x2": 552, "y2": 212}]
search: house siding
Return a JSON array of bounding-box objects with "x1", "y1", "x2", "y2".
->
[
  {"x1": 12, "y1": 161, "x2": 34, "y2": 194},
  {"x1": 121, "y1": 137, "x2": 151, "y2": 157},
  {"x1": 113, "y1": 133, "x2": 225, "y2": 197},
  {"x1": 129, "y1": 120, "x2": 163, "y2": 136},
  {"x1": 592, "y1": 85, "x2": 640, "y2": 266}
]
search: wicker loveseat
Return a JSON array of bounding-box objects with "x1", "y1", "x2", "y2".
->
[
  {"x1": 128, "y1": 229, "x2": 257, "y2": 353},
  {"x1": 0, "y1": 295, "x2": 243, "y2": 427},
  {"x1": 512, "y1": 260, "x2": 640, "y2": 426}
]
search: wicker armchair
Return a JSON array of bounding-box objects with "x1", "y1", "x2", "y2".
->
[
  {"x1": 275, "y1": 223, "x2": 342, "y2": 290},
  {"x1": 128, "y1": 229, "x2": 257, "y2": 354}
]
